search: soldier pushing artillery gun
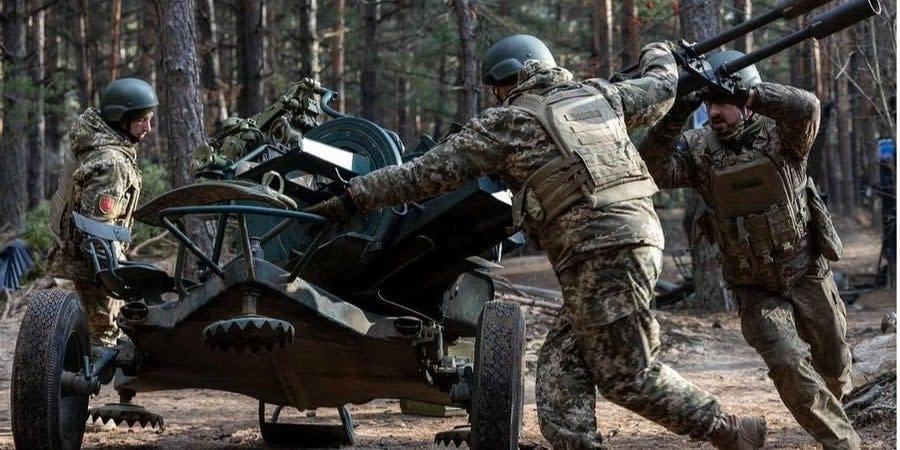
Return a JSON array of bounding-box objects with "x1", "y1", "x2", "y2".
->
[{"x1": 9, "y1": 0, "x2": 880, "y2": 449}]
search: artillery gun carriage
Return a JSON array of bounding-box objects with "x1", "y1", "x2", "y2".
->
[{"x1": 11, "y1": 79, "x2": 524, "y2": 449}]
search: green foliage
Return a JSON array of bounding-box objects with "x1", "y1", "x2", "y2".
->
[
  {"x1": 0, "y1": 75, "x2": 41, "y2": 122},
  {"x1": 20, "y1": 201, "x2": 54, "y2": 280},
  {"x1": 44, "y1": 70, "x2": 80, "y2": 116},
  {"x1": 138, "y1": 159, "x2": 172, "y2": 206},
  {"x1": 131, "y1": 160, "x2": 172, "y2": 252},
  {"x1": 22, "y1": 201, "x2": 54, "y2": 256}
]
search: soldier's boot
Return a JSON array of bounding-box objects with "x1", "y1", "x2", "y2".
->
[{"x1": 708, "y1": 414, "x2": 766, "y2": 450}]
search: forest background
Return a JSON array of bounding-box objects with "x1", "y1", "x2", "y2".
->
[{"x1": 0, "y1": 0, "x2": 894, "y2": 296}]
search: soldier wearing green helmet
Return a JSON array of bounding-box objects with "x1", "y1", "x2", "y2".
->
[
  {"x1": 99, "y1": 77, "x2": 159, "y2": 138},
  {"x1": 49, "y1": 77, "x2": 158, "y2": 349},
  {"x1": 308, "y1": 35, "x2": 765, "y2": 449},
  {"x1": 639, "y1": 49, "x2": 860, "y2": 449},
  {"x1": 480, "y1": 34, "x2": 557, "y2": 85}
]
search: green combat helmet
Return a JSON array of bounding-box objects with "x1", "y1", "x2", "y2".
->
[
  {"x1": 100, "y1": 78, "x2": 159, "y2": 124},
  {"x1": 481, "y1": 34, "x2": 556, "y2": 85},
  {"x1": 705, "y1": 49, "x2": 762, "y2": 90}
]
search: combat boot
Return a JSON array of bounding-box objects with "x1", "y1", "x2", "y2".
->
[{"x1": 708, "y1": 414, "x2": 766, "y2": 450}]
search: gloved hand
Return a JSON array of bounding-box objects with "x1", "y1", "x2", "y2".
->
[
  {"x1": 304, "y1": 191, "x2": 359, "y2": 224},
  {"x1": 699, "y1": 80, "x2": 752, "y2": 106},
  {"x1": 669, "y1": 91, "x2": 703, "y2": 120},
  {"x1": 661, "y1": 40, "x2": 680, "y2": 53},
  {"x1": 679, "y1": 55, "x2": 752, "y2": 106}
]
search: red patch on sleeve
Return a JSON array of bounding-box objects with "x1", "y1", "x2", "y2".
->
[{"x1": 99, "y1": 195, "x2": 117, "y2": 215}]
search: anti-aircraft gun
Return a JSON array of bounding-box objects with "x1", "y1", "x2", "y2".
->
[
  {"x1": 14, "y1": 74, "x2": 521, "y2": 449},
  {"x1": 8, "y1": 1, "x2": 881, "y2": 449},
  {"x1": 617, "y1": 0, "x2": 882, "y2": 97}
]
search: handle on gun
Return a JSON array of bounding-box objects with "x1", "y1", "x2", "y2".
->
[{"x1": 320, "y1": 89, "x2": 348, "y2": 119}]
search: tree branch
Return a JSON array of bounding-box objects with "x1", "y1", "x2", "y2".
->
[{"x1": 127, "y1": 230, "x2": 170, "y2": 258}]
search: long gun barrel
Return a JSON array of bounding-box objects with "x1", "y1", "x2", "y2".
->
[
  {"x1": 677, "y1": 0, "x2": 882, "y2": 93},
  {"x1": 690, "y1": 0, "x2": 832, "y2": 55},
  {"x1": 717, "y1": 0, "x2": 881, "y2": 77},
  {"x1": 615, "y1": 0, "x2": 833, "y2": 79}
]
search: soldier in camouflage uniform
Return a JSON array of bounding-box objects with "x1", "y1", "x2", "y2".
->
[
  {"x1": 48, "y1": 78, "x2": 158, "y2": 348},
  {"x1": 637, "y1": 50, "x2": 859, "y2": 450},
  {"x1": 308, "y1": 35, "x2": 765, "y2": 449}
]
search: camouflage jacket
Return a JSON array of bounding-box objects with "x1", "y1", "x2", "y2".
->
[
  {"x1": 637, "y1": 82, "x2": 823, "y2": 290},
  {"x1": 48, "y1": 107, "x2": 142, "y2": 280},
  {"x1": 349, "y1": 42, "x2": 678, "y2": 272}
]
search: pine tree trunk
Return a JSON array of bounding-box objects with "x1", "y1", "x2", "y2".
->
[
  {"x1": 396, "y1": 72, "x2": 411, "y2": 149},
  {"x1": 819, "y1": 39, "x2": 844, "y2": 212},
  {"x1": 592, "y1": 0, "x2": 611, "y2": 79},
  {"x1": 732, "y1": 0, "x2": 752, "y2": 52},
  {"x1": 331, "y1": 0, "x2": 345, "y2": 112},
  {"x1": 360, "y1": 0, "x2": 379, "y2": 120},
  {"x1": 0, "y1": 0, "x2": 29, "y2": 230},
  {"x1": 45, "y1": 3, "x2": 63, "y2": 197},
  {"x1": 197, "y1": 0, "x2": 228, "y2": 128},
  {"x1": 109, "y1": 0, "x2": 122, "y2": 80},
  {"x1": 678, "y1": 0, "x2": 733, "y2": 312},
  {"x1": 298, "y1": 0, "x2": 319, "y2": 79},
  {"x1": 836, "y1": 30, "x2": 856, "y2": 216},
  {"x1": 136, "y1": 2, "x2": 161, "y2": 162},
  {"x1": 826, "y1": 104, "x2": 843, "y2": 210},
  {"x1": 433, "y1": 54, "x2": 448, "y2": 138},
  {"x1": 154, "y1": 0, "x2": 211, "y2": 274},
  {"x1": 237, "y1": 0, "x2": 265, "y2": 116},
  {"x1": 76, "y1": 0, "x2": 93, "y2": 108},
  {"x1": 679, "y1": 0, "x2": 721, "y2": 43},
  {"x1": 395, "y1": 2, "x2": 412, "y2": 148},
  {"x1": 809, "y1": 38, "x2": 830, "y2": 188},
  {"x1": 28, "y1": 3, "x2": 46, "y2": 207},
  {"x1": 790, "y1": 18, "x2": 808, "y2": 91},
  {"x1": 620, "y1": 0, "x2": 639, "y2": 68},
  {"x1": 453, "y1": 0, "x2": 478, "y2": 121},
  {"x1": 855, "y1": 19, "x2": 881, "y2": 193}
]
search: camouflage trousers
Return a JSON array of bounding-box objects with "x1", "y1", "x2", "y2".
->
[
  {"x1": 74, "y1": 280, "x2": 123, "y2": 347},
  {"x1": 536, "y1": 245, "x2": 723, "y2": 449},
  {"x1": 733, "y1": 264, "x2": 859, "y2": 450}
]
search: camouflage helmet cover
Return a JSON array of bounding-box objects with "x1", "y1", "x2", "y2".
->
[
  {"x1": 100, "y1": 78, "x2": 159, "y2": 124},
  {"x1": 705, "y1": 49, "x2": 762, "y2": 89},
  {"x1": 481, "y1": 34, "x2": 556, "y2": 85}
]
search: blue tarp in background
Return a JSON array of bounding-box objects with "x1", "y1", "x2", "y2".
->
[{"x1": 0, "y1": 239, "x2": 34, "y2": 290}]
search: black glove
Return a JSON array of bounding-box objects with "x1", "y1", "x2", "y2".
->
[
  {"x1": 304, "y1": 191, "x2": 359, "y2": 224},
  {"x1": 679, "y1": 54, "x2": 751, "y2": 106},
  {"x1": 699, "y1": 81, "x2": 752, "y2": 106},
  {"x1": 670, "y1": 91, "x2": 703, "y2": 120}
]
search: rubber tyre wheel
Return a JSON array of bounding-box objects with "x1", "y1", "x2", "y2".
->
[
  {"x1": 469, "y1": 301, "x2": 526, "y2": 450},
  {"x1": 11, "y1": 289, "x2": 91, "y2": 450}
]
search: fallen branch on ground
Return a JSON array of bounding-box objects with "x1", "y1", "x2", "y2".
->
[
  {"x1": 128, "y1": 231, "x2": 170, "y2": 258},
  {"x1": 490, "y1": 274, "x2": 562, "y2": 300},
  {"x1": 498, "y1": 293, "x2": 561, "y2": 311},
  {"x1": 511, "y1": 284, "x2": 562, "y2": 299}
]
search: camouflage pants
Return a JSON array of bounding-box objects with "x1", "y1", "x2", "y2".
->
[
  {"x1": 74, "y1": 280, "x2": 123, "y2": 347},
  {"x1": 536, "y1": 245, "x2": 723, "y2": 449},
  {"x1": 734, "y1": 266, "x2": 859, "y2": 450}
]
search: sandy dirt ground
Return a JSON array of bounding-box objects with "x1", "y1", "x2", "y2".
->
[{"x1": 0, "y1": 214, "x2": 894, "y2": 449}]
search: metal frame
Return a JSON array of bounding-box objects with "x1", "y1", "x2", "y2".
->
[{"x1": 157, "y1": 205, "x2": 329, "y2": 287}]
